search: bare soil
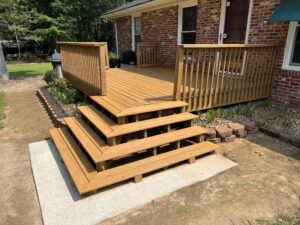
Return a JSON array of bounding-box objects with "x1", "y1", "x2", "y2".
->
[
  {"x1": 0, "y1": 77, "x2": 53, "y2": 225},
  {"x1": 0, "y1": 78, "x2": 299, "y2": 225}
]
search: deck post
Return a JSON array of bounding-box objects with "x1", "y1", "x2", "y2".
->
[
  {"x1": 173, "y1": 45, "x2": 184, "y2": 101},
  {"x1": 98, "y1": 44, "x2": 107, "y2": 96}
]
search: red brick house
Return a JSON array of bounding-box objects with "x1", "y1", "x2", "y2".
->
[{"x1": 104, "y1": 0, "x2": 300, "y2": 106}]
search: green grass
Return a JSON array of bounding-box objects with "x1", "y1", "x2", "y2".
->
[
  {"x1": 268, "y1": 217, "x2": 300, "y2": 225},
  {"x1": 0, "y1": 92, "x2": 5, "y2": 128},
  {"x1": 7, "y1": 63, "x2": 52, "y2": 78}
]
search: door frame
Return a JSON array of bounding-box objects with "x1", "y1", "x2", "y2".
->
[{"x1": 218, "y1": 0, "x2": 253, "y2": 44}]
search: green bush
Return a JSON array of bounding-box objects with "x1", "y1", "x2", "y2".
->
[
  {"x1": 50, "y1": 78, "x2": 80, "y2": 104},
  {"x1": 44, "y1": 70, "x2": 57, "y2": 84},
  {"x1": 21, "y1": 51, "x2": 34, "y2": 61}
]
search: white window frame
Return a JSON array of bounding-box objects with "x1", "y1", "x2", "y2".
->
[
  {"x1": 131, "y1": 14, "x2": 141, "y2": 51},
  {"x1": 282, "y1": 21, "x2": 300, "y2": 72},
  {"x1": 177, "y1": 0, "x2": 198, "y2": 44}
]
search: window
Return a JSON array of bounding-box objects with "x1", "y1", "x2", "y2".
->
[
  {"x1": 283, "y1": 21, "x2": 300, "y2": 71},
  {"x1": 180, "y1": 6, "x2": 197, "y2": 44},
  {"x1": 133, "y1": 16, "x2": 141, "y2": 51},
  {"x1": 291, "y1": 23, "x2": 300, "y2": 66}
]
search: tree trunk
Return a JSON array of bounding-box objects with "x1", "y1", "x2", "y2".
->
[{"x1": 0, "y1": 43, "x2": 9, "y2": 80}]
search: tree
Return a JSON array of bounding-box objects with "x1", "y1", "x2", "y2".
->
[{"x1": 0, "y1": 43, "x2": 9, "y2": 80}]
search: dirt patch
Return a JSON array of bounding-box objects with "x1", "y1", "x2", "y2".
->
[
  {"x1": 0, "y1": 77, "x2": 53, "y2": 225},
  {"x1": 101, "y1": 134, "x2": 300, "y2": 225}
]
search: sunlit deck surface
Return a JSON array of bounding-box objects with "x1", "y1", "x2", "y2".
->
[{"x1": 92, "y1": 67, "x2": 177, "y2": 114}]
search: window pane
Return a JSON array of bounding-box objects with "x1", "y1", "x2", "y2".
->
[
  {"x1": 134, "y1": 17, "x2": 141, "y2": 35},
  {"x1": 135, "y1": 35, "x2": 141, "y2": 43},
  {"x1": 182, "y1": 6, "x2": 197, "y2": 31},
  {"x1": 182, "y1": 32, "x2": 196, "y2": 44},
  {"x1": 291, "y1": 26, "x2": 300, "y2": 65}
]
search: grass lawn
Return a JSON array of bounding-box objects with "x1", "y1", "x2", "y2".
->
[
  {"x1": 7, "y1": 63, "x2": 52, "y2": 78},
  {"x1": 0, "y1": 92, "x2": 5, "y2": 128}
]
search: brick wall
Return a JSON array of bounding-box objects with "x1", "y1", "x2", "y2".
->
[
  {"x1": 116, "y1": 16, "x2": 132, "y2": 60},
  {"x1": 141, "y1": 6, "x2": 178, "y2": 67},
  {"x1": 196, "y1": 0, "x2": 221, "y2": 43},
  {"x1": 247, "y1": 0, "x2": 300, "y2": 106}
]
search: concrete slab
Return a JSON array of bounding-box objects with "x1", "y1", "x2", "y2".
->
[{"x1": 29, "y1": 140, "x2": 238, "y2": 225}]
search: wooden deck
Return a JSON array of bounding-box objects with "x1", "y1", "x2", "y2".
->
[
  {"x1": 95, "y1": 67, "x2": 175, "y2": 110},
  {"x1": 49, "y1": 42, "x2": 281, "y2": 194}
]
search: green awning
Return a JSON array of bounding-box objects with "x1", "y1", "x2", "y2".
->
[{"x1": 269, "y1": 0, "x2": 300, "y2": 22}]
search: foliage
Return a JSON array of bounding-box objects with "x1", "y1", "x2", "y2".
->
[
  {"x1": 0, "y1": 0, "x2": 134, "y2": 54},
  {"x1": 257, "y1": 100, "x2": 269, "y2": 109},
  {"x1": 0, "y1": 92, "x2": 5, "y2": 128},
  {"x1": 109, "y1": 51, "x2": 117, "y2": 59},
  {"x1": 268, "y1": 217, "x2": 300, "y2": 225},
  {"x1": 206, "y1": 108, "x2": 221, "y2": 124},
  {"x1": 7, "y1": 63, "x2": 52, "y2": 78},
  {"x1": 44, "y1": 70, "x2": 57, "y2": 84},
  {"x1": 21, "y1": 51, "x2": 34, "y2": 61},
  {"x1": 50, "y1": 78, "x2": 80, "y2": 104}
]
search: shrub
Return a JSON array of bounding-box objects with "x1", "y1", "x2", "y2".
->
[
  {"x1": 44, "y1": 70, "x2": 57, "y2": 84},
  {"x1": 50, "y1": 78, "x2": 80, "y2": 104},
  {"x1": 21, "y1": 51, "x2": 34, "y2": 61}
]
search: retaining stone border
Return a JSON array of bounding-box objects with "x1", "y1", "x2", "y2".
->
[{"x1": 37, "y1": 87, "x2": 67, "y2": 127}]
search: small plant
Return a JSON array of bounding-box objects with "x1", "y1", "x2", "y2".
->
[
  {"x1": 44, "y1": 70, "x2": 57, "y2": 84},
  {"x1": 109, "y1": 51, "x2": 117, "y2": 59},
  {"x1": 50, "y1": 78, "x2": 80, "y2": 104},
  {"x1": 206, "y1": 108, "x2": 221, "y2": 124},
  {"x1": 257, "y1": 100, "x2": 269, "y2": 109},
  {"x1": 75, "y1": 102, "x2": 87, "y2": 116},
  {"x1": 268, "y1": 216, "x2": 300, "y2": 225}
]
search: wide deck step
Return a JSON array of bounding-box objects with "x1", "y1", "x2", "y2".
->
[
  {"x1": 91, "y1": 96, "x2": 187, "y2": 117},
  {"x1": 85, "y1": 141, "x2": 218, "y2": 192},
  {"x1": 50, "y1": 127, "x2": 218, "y2": 194},
  {"x1": 64, "y1": 117, "x2": 108, "y2": 163},
  {"x1": 99, "y1": 126, "x2": 207, "y2": 162},
  {"x1": 79, "y1": 105, "x2": 197, "y2": 138},
  {"x1": 49, "y1": 127, "x2": 96, "y2": 193}
]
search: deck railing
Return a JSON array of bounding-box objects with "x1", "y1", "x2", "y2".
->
[
  {"x1": 173, "y1": 44, "x2": 282, "y2": 111},
  {"x1": 58, "y1": 42, "x2": 109, "y2": 96},
  {"x1": 136, "y1": 42, "x2": 159, "y2": 68}
]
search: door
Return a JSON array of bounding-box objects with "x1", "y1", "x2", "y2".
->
[{"x1": 222, "y1": 0, "x2": 250, "y2": 44}]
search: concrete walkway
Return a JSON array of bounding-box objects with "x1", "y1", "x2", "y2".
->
[{"x1": 29, "y1": 140, "x2": 237, "y2": 225}]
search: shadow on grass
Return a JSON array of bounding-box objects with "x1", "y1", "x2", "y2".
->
[{"x1": 9, "y1": 70, "x2": 44, "y2": 79}]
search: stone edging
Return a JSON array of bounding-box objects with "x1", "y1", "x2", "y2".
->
[
  {"x1": 37, "y1": 87, "x2": 67, "y2": 127},
  {"x1": 259, "y1": 127, "x2": 300, "y2": 148}
]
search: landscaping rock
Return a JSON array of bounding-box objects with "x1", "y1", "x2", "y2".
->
[
  {"x1": 228, "y1": 123, "x2": 245, "y2": 138},
  {"x1": 252, "y1": 118, "x2": 266, "y2": 127},
  {"x1": 222, "y1": 135, "x2": 236, "y2": 143},
  {"x1": 247, "y1": 127, "x2": 259, "y2": 134},
  {"x1": 215, "y1": 127, "x2": 233, "y2": 138},
  {"x1": 205, "y1": 128, "x2": 217, "y2": 139},
  {"x1": 238, "y1": 120, "x2": 256, "y2": 131},
  {"x1": 207, "y1": 138, "x2": 221, "y2": 144}
]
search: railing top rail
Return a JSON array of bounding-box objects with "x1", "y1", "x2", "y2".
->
[
  {"x1": 57, "y1": 41, "x2": 107, "y2": 47},
  {"x1": 180, "y1": 43, "x2": 283, "y2": 49}
]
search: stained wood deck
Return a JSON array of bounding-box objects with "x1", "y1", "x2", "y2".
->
[{"x1": 91, "y1": 67, "x2": 176, "y2": 114}]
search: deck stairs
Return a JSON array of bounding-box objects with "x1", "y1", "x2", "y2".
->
[{"x1": 49, "y1": 96, "x2": 219, "y2": 194}]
